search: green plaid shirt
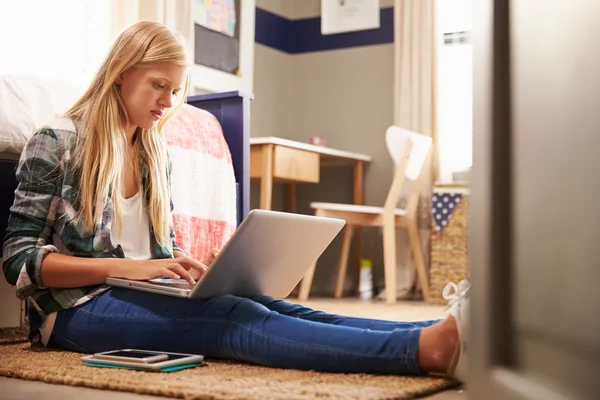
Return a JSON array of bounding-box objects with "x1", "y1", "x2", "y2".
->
[{"x1": 2, "y1": 119, "x2": 183, "y2": 337}]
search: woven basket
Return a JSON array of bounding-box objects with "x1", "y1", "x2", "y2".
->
[{"x1": 428, "y1": 182, "x2": 470, "y2": 304}]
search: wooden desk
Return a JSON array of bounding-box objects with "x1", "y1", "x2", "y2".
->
[
  {"x1": 250, "y1": 137, "x2": 372, "y2": 295},
  {"x1": 250, "y1": 136, "x2": 372, "y2": 210}
]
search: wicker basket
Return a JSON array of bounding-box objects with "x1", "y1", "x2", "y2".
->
[{"x1": 428, "y1": 182, "x2": 470, "y2": 304}]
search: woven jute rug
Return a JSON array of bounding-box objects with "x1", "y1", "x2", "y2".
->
[{"x1": 0, "y1": 299, "x2": 458, "y2": 400}]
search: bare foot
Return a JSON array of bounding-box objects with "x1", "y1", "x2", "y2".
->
[{"x1": 417, "y1": 315, "x2": 459, "y2": 373}]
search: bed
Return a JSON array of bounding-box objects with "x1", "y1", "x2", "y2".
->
[
  {"x1": 0, "y1": 90, "x2": 253, "y2": 258},
  {"x1": 186, "y1": 91, "x2": 252, "y2": 227}
]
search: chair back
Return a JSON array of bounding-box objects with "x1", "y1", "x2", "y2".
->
[
  {"x1": 385, "y1": 126, "x2": 432, "y2": 182},
  {"x1": 383, "y1": 126, "x2": 432, "y2": 213}
]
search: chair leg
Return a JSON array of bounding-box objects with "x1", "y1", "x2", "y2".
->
[
  {"x1": 334, "y1": 225, "x2": 354, "y2": 299},
  {"x1": 298, "y1": 261, "x2": 317, "y2": 302},
  {"x1": 382, "y1": 215, "x2": 397, "y2": 304},
  {"x1": 407, "y1": 219, "x2": 431, "y2": 302}
]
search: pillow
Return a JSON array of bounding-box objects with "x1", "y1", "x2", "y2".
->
[
  {"x1": 0, "y1": 75, "x2": 83, "y2": 154},
  {"x1": 164, "y1": 103, "x2": 237, "y2": 262}
]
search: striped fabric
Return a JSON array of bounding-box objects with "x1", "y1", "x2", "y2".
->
[{"x1": 164, "y1": 103, "x2": 237, "y2": 262}]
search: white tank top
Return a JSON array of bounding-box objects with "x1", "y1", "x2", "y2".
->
[{"x1": 109, "y1": 191, "x2": 153, "y2": 260}]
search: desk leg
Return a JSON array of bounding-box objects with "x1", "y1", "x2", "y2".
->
[
  {"x1": 260, "y1": 144, "x2": 274, "y2": 210},
  {"x1": 287, "y1": 184, "x2": 297, "y2": 213},
  {"x1": 352, "y1": 160, "x2": 364, "y2": 295}
]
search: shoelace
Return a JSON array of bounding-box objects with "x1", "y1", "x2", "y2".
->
[{"x1": 442, "y1": 279, "x2": 471, "y2": 308}]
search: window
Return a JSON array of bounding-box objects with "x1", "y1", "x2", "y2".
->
[
  {"x1": 437, "y1": 0, "x2": 473, "y2": 182},
  {"x1": 0, "y1": 0, "x2": 112, "y2": 88}
]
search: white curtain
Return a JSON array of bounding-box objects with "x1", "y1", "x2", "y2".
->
[
  {"x1": 112, "y1": 0, "x2": 194, "y2": 57},
  {"x1": 394, "y1": 0, "x2": 438, "y2": 146},
  {"x1": 381, "y1": 0, "x2": 439, "y2": 301}
]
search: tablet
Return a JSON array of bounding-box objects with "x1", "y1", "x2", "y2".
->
[{"x1": 81, "y1": 349, "x2": 204, "y2": 371}]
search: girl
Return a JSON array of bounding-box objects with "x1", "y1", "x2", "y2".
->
[{"x1": 2, "y1": 21, "x2": 469, "y2": 381}]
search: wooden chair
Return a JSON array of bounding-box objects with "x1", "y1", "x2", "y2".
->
[{"x1": 298, "y1": 126, "x2": 432, "y2": 304}]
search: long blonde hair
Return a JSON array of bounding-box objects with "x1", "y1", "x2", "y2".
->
[{"x1": 64, "y1": 21, "x2": 190, "y2": 246}]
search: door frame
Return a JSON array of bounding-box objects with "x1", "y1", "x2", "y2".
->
[{"x1": 471, "y1": 1, "x2": 581, "y2": 399}]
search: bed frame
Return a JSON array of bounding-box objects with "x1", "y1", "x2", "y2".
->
[{"x1": 0, "y1": 91, "x2": 252, "y2": 258}]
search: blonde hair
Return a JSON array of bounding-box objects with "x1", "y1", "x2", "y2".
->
[{"x1": 64, "y1": 21, "x2": 190, "y2": 246}]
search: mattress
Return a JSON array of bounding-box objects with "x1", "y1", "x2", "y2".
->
[{"x1": 0, "y1": 75, "x2": 82, "y2": 154}]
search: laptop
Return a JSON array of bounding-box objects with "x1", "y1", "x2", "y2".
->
[{"x1": 105, "y1": 209, "x2": 345, "y2": 299}]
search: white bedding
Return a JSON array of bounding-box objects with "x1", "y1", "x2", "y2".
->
[{"x1": 0, "y1": 75, "x2": 82, "y2": 154}]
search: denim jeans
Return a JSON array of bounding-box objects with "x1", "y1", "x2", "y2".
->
[{"x1": 50, "y1": 288, "x2": 440, "y2": 375}]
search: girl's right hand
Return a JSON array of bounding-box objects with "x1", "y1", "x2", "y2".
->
[{"x1": 110, "y1": 257, "x2": 207, "y2": 285}]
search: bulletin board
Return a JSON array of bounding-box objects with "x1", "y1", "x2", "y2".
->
[{"x1": 193, "y1": 0, "x2": 241, "y2": 75}]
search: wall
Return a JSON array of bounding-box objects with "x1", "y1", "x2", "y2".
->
[
  {"x1": 252, "y1": 0, "x2": 293, "y2": 139},
  {"x1": 252, "y1": 0, "x2": 397, "y2": 296}
]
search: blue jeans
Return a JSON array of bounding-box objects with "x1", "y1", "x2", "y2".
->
[{"x1": 50, "y1": 288, "x2": 439, "y2": 375}]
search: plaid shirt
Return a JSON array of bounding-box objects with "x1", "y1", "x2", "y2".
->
[{"x1": 2, "y1": 119, "x2": 183, "y2": 337}]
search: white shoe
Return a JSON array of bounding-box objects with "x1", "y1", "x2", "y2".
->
[{"x1": 442, "y1": 279, "x2": 470, "y2": 383}]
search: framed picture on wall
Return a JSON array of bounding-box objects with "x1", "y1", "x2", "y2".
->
[
  {"x1": 193, "y1": 0, "x2": 241, "y2": 75},
  {"x1": 321, "y1": 0, "x2": 380, "y2": 35}
]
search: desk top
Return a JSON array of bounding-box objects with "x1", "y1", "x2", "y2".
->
[{"x1": 250, "y1": 136, "x2": 372, "y2": 162}]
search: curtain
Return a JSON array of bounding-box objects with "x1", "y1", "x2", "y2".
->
[
  {"x1": 380, "y1": 0, "x2": 439, "y2": 301},
  {"x1": 112, "y1": 0, "x2": 194, "y2": 57}
]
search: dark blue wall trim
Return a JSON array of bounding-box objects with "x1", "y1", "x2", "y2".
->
[
  {"x1": 255, "y1": 7, "x2": 394, "y2": 54},
  {"x1": 255, "y1": 8, "x2": 293, "y2": 53}
]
